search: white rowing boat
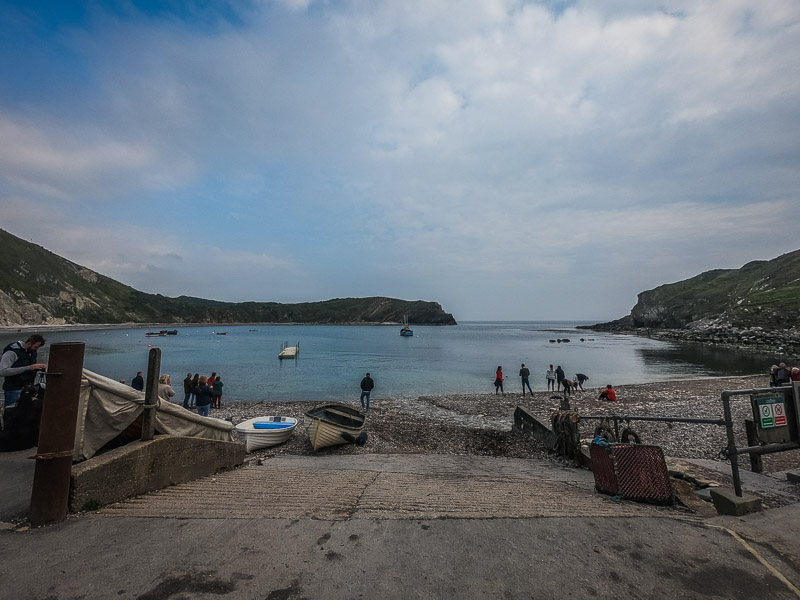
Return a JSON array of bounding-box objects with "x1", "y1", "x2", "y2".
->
[{"x1": 234, "y1": 416, "x2": 298, "y2": 452}]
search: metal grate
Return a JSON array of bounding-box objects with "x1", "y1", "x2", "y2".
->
[{"x1": 590, "y1": 443, "x2": 674, "y2": 505}]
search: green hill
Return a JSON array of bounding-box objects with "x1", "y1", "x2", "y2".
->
[
  {"x1": 0, "y1": 229, "x2": 456, "y2": 326},
  {"x1": 590, "y1": 249, "x2": 800, "y2": 331}
]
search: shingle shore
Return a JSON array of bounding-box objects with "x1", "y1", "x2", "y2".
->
[{"x1": 211, "y1": 374, "x2": 799, "y2": 472}]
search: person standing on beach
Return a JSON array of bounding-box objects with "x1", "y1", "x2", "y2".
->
[
  {"x1": 157, "y1": 374, "x2": 175, "y2": 403},
  {"x1": 546, "y1": 365, "x2": 555, "y2": 392},
  {"x1": 194, "y1": 376, "x2": 214, "y2": 417},
  {"x1": 519, "y1": 364, "x2": 533, "y2": 396},
  {"x1": 212, "y1": 376, "x2": 224, "y2": 409},
  {"x1": 191, "y1": 373, "x2": 199, "y2": 407},
  {"x1": 360, "y1": 373, "x2": 374, "y2": 411},
  {"x1": 494, "y1": 366, "x2": 504, "y2": 395},
  {"x1": 183, "y1": 373, "x2": 193, "y2": 409},
  {"x1": 131, "y1": 371, "x2": 144, "y2": 392},
  {"x1": 555, "y1": 365, "x2": 565, "y2": 391},
  {"x1": 0, "y1": 335, "x2": 47, "y2": 407}
]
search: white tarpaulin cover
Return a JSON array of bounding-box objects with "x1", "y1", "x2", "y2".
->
[{"x1": 74, "y1": 369, "x2": 235, "y2": 461}]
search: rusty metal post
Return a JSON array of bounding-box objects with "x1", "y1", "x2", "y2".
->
[
  {"x1": 29, "y1": 342, "x2": 85, "y2": 526},
  {"x1": 141, "y1": 347, "x2": 160, "y2": 441},
  {"x1": 721, "y1": 391, "x2": 743, "y2": 497}
]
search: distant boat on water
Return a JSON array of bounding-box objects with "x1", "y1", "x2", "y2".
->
[
  {"x1": 146, "y1": 329, "x2": 177, "y2": 337},
  {"x1": 400, "y1": 315, "x2": 413, "y2": 336},
  {"x1": 215, "y1": 332, "x2": 228, "y2": 335}
]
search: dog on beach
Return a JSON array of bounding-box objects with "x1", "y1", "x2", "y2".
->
[{"x1": 562, "y1": 379, "x2": 577, "y2": 395}]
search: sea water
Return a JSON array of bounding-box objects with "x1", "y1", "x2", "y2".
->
[{"x1": 0, "y1": 322, "x2": 771, "y2": 403}]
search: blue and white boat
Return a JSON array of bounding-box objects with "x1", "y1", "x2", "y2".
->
[{"x1": 235, "y1": 416, "x2": 298, "y2": 452}]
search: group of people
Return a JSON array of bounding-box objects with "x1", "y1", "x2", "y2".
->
[
  {"x1": 494, "y1": 363, "x2": 615, "y2": 401},
  {"x1": 494, "y1": 364, "x2": 589, "y2": 396},
  {"x1": 770, "y1": 363, "x2": 800, "y2": 387},
  {"x1": 130, "y1": 370, "x2": 224, "y2": 416}
]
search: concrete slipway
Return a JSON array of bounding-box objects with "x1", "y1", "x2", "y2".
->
[{"x1": 1, "y1": 450, "x2": 799, "y2": 599}]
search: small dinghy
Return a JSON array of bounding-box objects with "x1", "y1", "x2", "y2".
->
[
  {"x1": 304, "y1": 403, "x2": 365, "y2": 451},
  {"x1": 234, "y1": 416, "x2": 298, "y2": 452}
]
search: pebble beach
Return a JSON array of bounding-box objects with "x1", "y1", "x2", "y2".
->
[{"x1": 216, "y1": 374, "x2": 800, "y2": 474}]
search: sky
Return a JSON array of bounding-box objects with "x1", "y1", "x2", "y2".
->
[{"x1": 1, "y1": 0, "x2": 799, "y2": 322}]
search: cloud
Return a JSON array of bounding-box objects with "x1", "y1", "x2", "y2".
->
[{"x1": 0, "y1": 0, "x2": 799, "y2": 319}]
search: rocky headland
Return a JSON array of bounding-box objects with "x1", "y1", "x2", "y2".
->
[{"x1": 583, "y1": 249, "x2": 800, "y2": 357}]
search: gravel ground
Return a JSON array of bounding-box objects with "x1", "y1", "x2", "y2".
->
[{"x1": 213, "y1": 374, "x2": 800, "y2": 473}]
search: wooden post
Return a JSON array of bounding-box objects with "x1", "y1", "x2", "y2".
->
[
  {"x1": 29, "y1": 342, "x2": 85, "y2": 526},
  {"x1": 744, "y1": 419, "x2": 763, "y2": 473},
  {"x1": 141, "y1": 347, "x2": 160, "y2": 441}
]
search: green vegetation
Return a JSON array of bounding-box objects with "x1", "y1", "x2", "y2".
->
[
  {"x1": 605, "y1": 249, "x2": 800, "y2": 330},
  {"x1": 0, "y1": 229, "x2": 457, "y2": 326}
]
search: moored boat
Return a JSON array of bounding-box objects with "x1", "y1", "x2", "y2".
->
[
  {"x1": 400, "y1": 314, "x2": 413, "y2": 336},
  {"x1": 304, "y1": 403, "x2": 365, "y2": 451},
  {"x1": 234, "y1": 416, "x2": 298, "y2": 452}
]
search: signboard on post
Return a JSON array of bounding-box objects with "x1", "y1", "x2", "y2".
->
[{"x1": 752, "y1": 392, "x2": 792, "y2": 444}]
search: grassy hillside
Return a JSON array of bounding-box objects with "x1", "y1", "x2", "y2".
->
[
  {"x1": 600, "y1": 249, "x2": 800, "y2": 330},
  {"x1": 0, "y1": 229, "x2": 456, "y2": 326}
]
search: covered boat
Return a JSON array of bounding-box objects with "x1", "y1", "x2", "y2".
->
[
  {"x1": 234, "y1": 416, "x2": 298, "y2": 452},
  {"x1": 304, "y1": 403, "x2": 365, "y2": 451}
]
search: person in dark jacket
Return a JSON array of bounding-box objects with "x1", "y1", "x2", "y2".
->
[
  {"x1": 519, "y1": 363, "x2": 533, "y2": 396},
  {"x1": 575, "y1": 373, "x2": 589, "y2": 390},
  {"x1": 194, "y1": 376, "x2": 214, "y2": 417},
  {"x1": 131, "y1": 371, "x2": 144, "y2": 391},
  {"x1": 555, "y1": 365, "x2": 565, "y2": 391},
  {"x1": 359, "y1": 373, "x2": 374, "y2": 411},
  {"x1": 0, "y1": 335, "x2": 47, "y2": 407},
  {"x1": 183, "y1": 373, "x2": 193, "y2": 408}
]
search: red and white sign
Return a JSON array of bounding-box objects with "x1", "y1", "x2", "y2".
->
[{"x1": 773, "y1": 402, "x2": 788, "y2": 426}]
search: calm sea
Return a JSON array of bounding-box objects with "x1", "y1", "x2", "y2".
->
[{"x1": 0, "y1": 322, "x2": 770, "y2": 403}]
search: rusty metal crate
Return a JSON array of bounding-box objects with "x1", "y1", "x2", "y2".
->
[{"x1": 590, "y1": 443, "x2": 674, "y2": 505}]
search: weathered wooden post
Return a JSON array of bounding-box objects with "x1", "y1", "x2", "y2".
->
[
  {"x1": 744, "y1": 419, "x2": 763, "y2": 473},
  {"x1": 141, "y1": 347, "x2": 160, "y2": 441},
  {"x1": 29, "y1": 342, "x2": 85, "y2": 526}
]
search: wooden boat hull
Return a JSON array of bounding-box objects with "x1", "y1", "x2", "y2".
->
[
  {"x1": 234, "y1": 416, "x2": 298, "y2": 452},
  {"x1": 304, "y1": 404, "x2": 365, "y2": 451}
]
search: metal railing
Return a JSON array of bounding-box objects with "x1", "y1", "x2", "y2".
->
[{"x1": 578, "y1": 385, "x2": 800, "y2": 497}]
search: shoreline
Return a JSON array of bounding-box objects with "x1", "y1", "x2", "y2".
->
[
  {"x1": 215, "y1": 374, "x2": 800, "y2": 481},
  {"x1": 0, "y1": 321, "x2": 434, "y2": 334}
]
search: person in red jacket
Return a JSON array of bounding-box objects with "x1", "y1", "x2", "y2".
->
[
  {"x1": 494, "y1": 366, "x2": 504, "y2": 395},
  {"x1": 599, "y1": 384, "x2": 617, "y2": 402}
]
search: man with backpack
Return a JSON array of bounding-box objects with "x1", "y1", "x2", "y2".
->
[{"x1": 0, "y1": 334, "x2": 47, "y2": 407}]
